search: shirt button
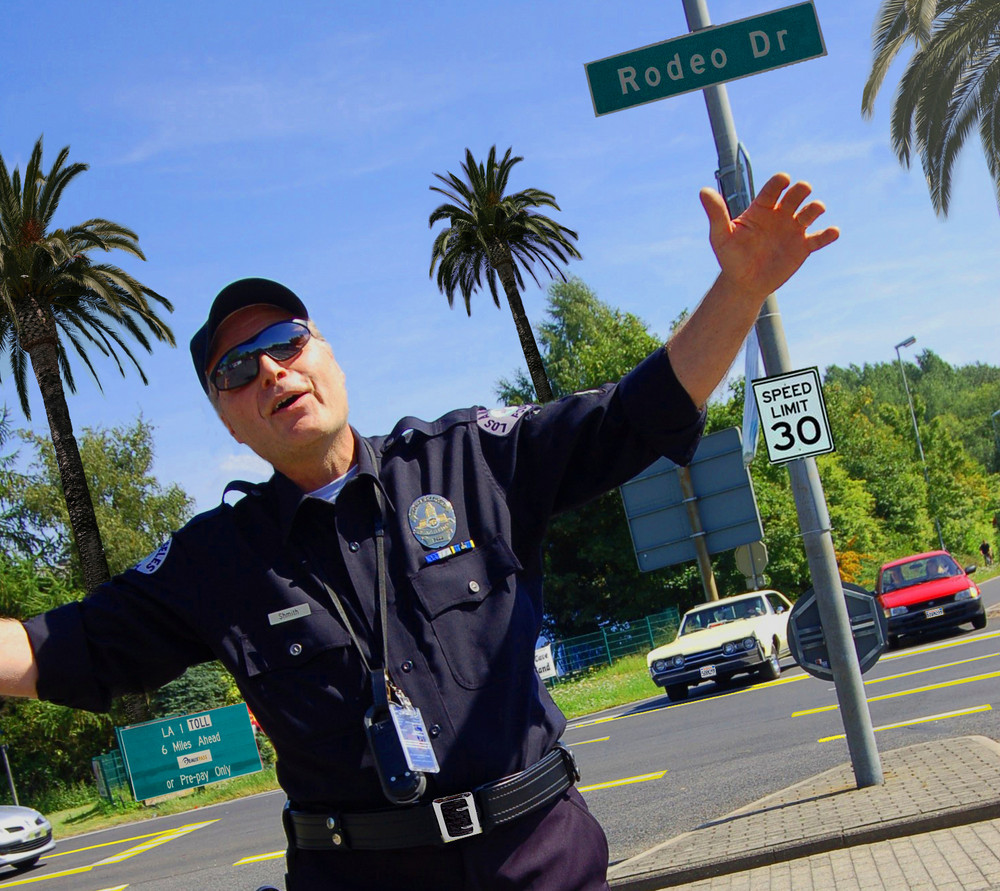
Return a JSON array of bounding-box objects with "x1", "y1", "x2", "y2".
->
[
  {"x1": 289, "y1": 643, "x2": 303, "y2": 656},
  {"x1": 400, "y1": 660, "x2": 413, "y2": 673},
  {"x1": 429, "y1": 724, "x2": 441, "y2": 738},
  {"x1": 468, "y1": 580, "x2": 481, "y2": 593},
  {"x1": 348, "y1": 541, "x2": 360, "y2": 553}
]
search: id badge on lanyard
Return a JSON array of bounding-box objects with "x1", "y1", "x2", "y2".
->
[{"x1": 389, "y1": 695, "x2": 440, "y2": 774}]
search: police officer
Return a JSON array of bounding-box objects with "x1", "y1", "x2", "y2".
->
[{"x1": 0, "y1": 174, "x2": 837, "y2": 890}]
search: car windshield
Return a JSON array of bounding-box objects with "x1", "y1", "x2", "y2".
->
[
  {"x1": 880, "y1": 555, "x2": 961, "y2": 591},
  {"x1": 680, "y1": 597, "x2": 766, "y2": 634}
]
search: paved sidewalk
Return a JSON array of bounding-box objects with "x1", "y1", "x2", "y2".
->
[{"x1": 607, "y1": 735, "x2": 1000, "y2": 891}]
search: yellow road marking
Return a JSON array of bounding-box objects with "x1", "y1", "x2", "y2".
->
[
  {"x1": 46, "y1": 829, "x2": 175, "y2": 859},
  {"x1": 0, "y1": 865, "x2": 95, "y2": 887},
  {"x1": 880, "y1": 629, "x2": 1000, "y2": 661},
  {"x1": 793, "y1": 670, "x2": 1000, "y2": 716},
  {"x1": 94, "y1": 820, "x2": 218, "y2": 865},
  {"x1": 579, "y1": 770, "x2": 667, "y2": 792},
  {"x1": 0, "y1": 819, "x2": 219, "y2": 886},
  {"x1": 818, "y1": 704, "x2": 992, "y2": 742},
  {"x1": 572, "y1": 736, "x2": 610, "y2": 745},
  {"x1": 860, "y1": 652, "x2": 998, "y2": 687},
  {"x1": 234, "y1": 851, "x2": 284, "y2": 865}
]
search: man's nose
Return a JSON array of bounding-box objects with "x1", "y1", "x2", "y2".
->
[{"x1": 258, "y1": 352, "x2": 288, "y2": 386}]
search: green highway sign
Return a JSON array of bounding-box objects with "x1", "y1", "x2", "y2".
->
[
  {"x1": 116, "y1": 703, "x2": 262, "y2": 801},
  {"x1": 584, "y1": 2, "x2": 825, "y2": 116}
]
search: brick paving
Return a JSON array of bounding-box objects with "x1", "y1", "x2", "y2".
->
[{"x1": 608, "y1": 736, "x2": 1000, "y2": 891}]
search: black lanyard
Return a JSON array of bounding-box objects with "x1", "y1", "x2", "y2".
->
[{"x1": 316, "y1": 440, "x2": 400, "y2": 716}]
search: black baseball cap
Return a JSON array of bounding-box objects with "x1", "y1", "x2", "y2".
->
[{"x1": 190, "y1": 278, "x2": 309, "y2": 393}]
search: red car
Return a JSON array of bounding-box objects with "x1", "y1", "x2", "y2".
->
[{"x1": 875, "y1": 550, "x2": 987, "y2": 647}]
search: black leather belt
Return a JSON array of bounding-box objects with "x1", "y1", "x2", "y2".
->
[{"x1": 286, "y1": 745, "x2": 579, "y2": 851}]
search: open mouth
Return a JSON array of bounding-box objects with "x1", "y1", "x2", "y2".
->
[{"x1": 273, "y1": 393, "x2": 305, "y2": 413}]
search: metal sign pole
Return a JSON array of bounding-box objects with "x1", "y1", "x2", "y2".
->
[{"x1": 681, "y1": 0, "x2": 882, "y2": 787}]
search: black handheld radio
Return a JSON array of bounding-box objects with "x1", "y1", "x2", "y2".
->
[{"x1": 364, "y1": 670, "x2": 426, "y2": 805}]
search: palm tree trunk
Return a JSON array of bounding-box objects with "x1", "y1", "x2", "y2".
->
[
  {"x1": 493, "y1": 258, "x2": 554, "y2": 403},
  {"x1": 18, "y1": 297, "x2": 150, "y2": 723}
]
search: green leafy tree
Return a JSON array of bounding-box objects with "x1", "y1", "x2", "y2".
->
[
  {"x1": 0, "y1": 137, "x2": 174, "y2": 595},
  {"x1": 429, "y1": 146, "x2": 581, "y2": 403},
  {"x1": 0, "y1": 553, "x2": 112, "y2": 806},
  {"x1": 862, "y1": 0, "x2": 1000, "y2": 214},
  {"x1": 18, "y1": 417, "x2": 191, "y2": 728},
  {"x1": 0, "y1": 407, "x2": 39, "y2": 555},
  {"x1": 19, "y1": 417, "x2": 193, "y2": 578},
  {"x1": 497, "y1": 278, "x2": 703, "y2": 637},
  {"x1": 150, "y1": 662, "x2": 239, "y2": 719}
]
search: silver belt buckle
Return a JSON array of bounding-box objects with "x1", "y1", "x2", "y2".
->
[{"x1": 432, "y1": 792, "x2": 483, "y2": 843}]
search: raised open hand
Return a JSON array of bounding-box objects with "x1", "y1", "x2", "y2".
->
[{"x1": 700, "y1": 173, "x2": 839, "y2": 301}]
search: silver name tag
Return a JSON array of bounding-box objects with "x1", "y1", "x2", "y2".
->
[{"x1": 268, "y1": 604, "x2": 312, "y2": 625}]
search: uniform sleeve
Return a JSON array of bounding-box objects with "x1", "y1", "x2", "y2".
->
[
  {"x1": 478, "y1": 345, "x2": 705, "y2": 532},
  {"x1": 22, "y1": 545, "x2": 216, "y2": 714}
]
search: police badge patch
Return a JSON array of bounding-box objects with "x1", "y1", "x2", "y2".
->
[
  {"x1": 408, "y1": 495, "x2": 457, "y2": 548},
  {"x1": 135, "y1": 539, "x2": 172, "y2": 574}
]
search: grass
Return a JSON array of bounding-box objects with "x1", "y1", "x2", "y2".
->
[
  {"x1": 547, "y1": 653, "x2": 656, "y2": 720},
  {"x1": 48, "y1": 767, "x2": 281, "y2": 838}
]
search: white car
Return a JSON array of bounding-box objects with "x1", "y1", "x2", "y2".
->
[
  {"x1": 646, "y1": 590, "x2": 793, "y2": 701},
  {"x1": 0, "y1": 805, "x2": 55, "y2": 872}
]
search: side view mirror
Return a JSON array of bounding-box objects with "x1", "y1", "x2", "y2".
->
[{"x1": 965, "y1": 564, "x2": 977, "y2": 575}]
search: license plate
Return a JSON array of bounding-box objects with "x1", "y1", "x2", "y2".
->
[
  {"x1": 700, "y1": 665, "x2": 717, "y2": 678},
  {"x1": 924, "y1": 607, "x2": 944, "y2": 618}
]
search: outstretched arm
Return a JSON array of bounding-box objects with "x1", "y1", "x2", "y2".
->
[
  {"x1": 668, "y1": 173, "x2": 839, "y2": 407},
  {"x1": 0, "y1": 619, "x2": 39, "y2": 698}
]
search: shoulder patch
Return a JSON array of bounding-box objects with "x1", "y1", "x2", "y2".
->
[
  {"x1": 135, "y1": 539, "x2": 172, "y2": 575},
  {"x1": 476, "y1": 404, "x2": 537, "y2": 436}
]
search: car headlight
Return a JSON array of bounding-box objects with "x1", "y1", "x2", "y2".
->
[
  {"x1": 652, "y1": 660, "x2": 666, "y2": 673},
  {"x1": 743, "y1": 637, "x2": 756, "y2": 651},
  {"x1": 954, "y1": 588, "x2": 979, "y2": 601},
  {"x1": 671, "y1": 654, "x2": 685, "y2": 668},
  {"x1": 723, "y1": 642, "x2": 737, "y2": 656},
  {"x1": 884, "y1": 606, "x2": 908, "y2": 617}
]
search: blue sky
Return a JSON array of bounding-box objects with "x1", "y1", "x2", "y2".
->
[{"x1": 4, "y1": 1, "x2": 998, "y2": 514}]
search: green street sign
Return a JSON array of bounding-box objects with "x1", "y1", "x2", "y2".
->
[
  {"x1": 116, "y1": 703, "x2": 262, "y2": 801},
  {"x1": 584, "y1": 2, "x2": 826, "y2": 116}
]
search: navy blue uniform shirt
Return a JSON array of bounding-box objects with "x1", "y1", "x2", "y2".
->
[{"x1": 23, "y1": 346, "x2": 704, "y2": 810}]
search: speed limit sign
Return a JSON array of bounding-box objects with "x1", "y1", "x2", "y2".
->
[{"x1": 751, "y1": 367, "x2": 835, "y2": 464}]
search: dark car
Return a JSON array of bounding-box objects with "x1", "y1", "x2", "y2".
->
[{"x1": 875, "y1": 550, "x2": 987, "y2": 647}]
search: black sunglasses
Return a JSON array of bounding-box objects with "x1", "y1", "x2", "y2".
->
[{"x1": 210, "y1": 319, "x2": 312, "y2": 391}]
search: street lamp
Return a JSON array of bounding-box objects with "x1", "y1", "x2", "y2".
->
[{"x1": 894, "y1": 337, "x2": 945, "y2": 550}]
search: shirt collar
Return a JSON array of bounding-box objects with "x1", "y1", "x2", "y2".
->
[{"x1": 270, "y1": 429, "x2": 390, "y2": 543}]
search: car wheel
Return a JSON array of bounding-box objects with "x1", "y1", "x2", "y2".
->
[
  {"x1": 972, "y1": 613, "x2": 987, "y2": 631},
  {"x1": 12, "y1": 856, "x2": 39, "y2": 872},
  {"x1": 759, "y1": 644, "x2": 781, "y2": 682},
  {"x1": 665, "y1": 683, "x2": 688, "y2": 702}
]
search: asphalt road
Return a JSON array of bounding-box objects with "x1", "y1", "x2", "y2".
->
[{"x1": 4, "y1": 577, "x2": 997, "y2": 889}]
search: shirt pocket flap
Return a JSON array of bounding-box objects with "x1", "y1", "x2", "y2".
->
[
  {"x1": 409, "y1": 535, "x2": 521, "y2": 618},
  {"x1": 240, "y1": 612, "x2": 353, "y2": 678}
]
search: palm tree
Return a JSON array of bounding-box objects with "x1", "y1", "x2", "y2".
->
[
  {"x1": 0, "y1": 137, "x2": 174, "y2": 596},
  {"x1": 429, "y1": 146, "x2": 581, "y2": 403},
  {"x1": 862, "y1": 0, "x2": 1000, "y2": 215}
]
